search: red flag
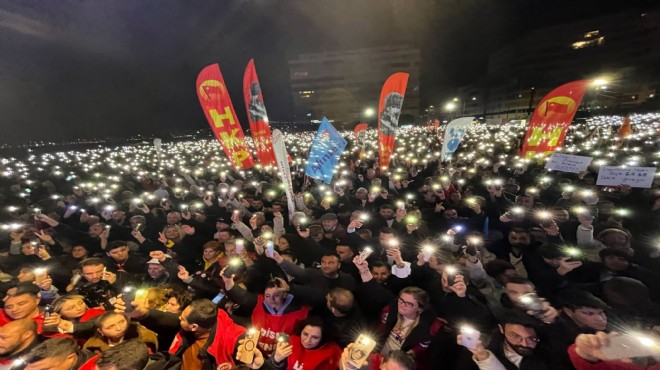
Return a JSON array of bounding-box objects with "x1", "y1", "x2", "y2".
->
[
  {"x1": 617, "y1": 114, "x2": 632, "y2": 139},
  {"x1": 197, "y1": 64, "x2": 255, "y2": 169},
  {"x1": 243, "y1": 59, "x2": 277, "y2": 166},
  {"x1": 521, "y1": 80, "x2": 590, "y2": 158},
  {"x1": 378, "y1": 73, "x2": 409, "y2": 169},
  {"x1": 353, "y1": 123, "x2": 368, "y2": 146}
]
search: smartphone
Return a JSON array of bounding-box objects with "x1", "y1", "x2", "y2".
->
[
  {"x1": 34, "y1": 268, "x2": 47, "y2": 284},
  {"x1": 276, "y1": 333, "x2": 290, "y2": 345},
  {"x1": 460, "y1": 326, "x2": 481, "y2": 350},
  {"x1": 298, "y1": 218, "x2": 308, "y2": 232},
  {"x1": 518, "y1": 293, "x2": 544, "y2": 314},
  {"x1": 133, "y1": 223, "x2": 142, "y2": 232},
  {"x1": 71, "y1": 271, "x2": 82, "y2": 286},
  {"x1": 223, "y1": 259, "x2": 245, "y2": 278},
  {"x1": 347, "y1": 334, "x2": 377, "y2": 369},
  {"x1": 122, "y1": 287, "x2": 136, "y2": 313},
  {"x1": 237, "y1": 328, "x2": 261, "y2": 364},
  {"x1": 235, "y1": 240, "x2": 245, "y2": 254},
  {"x1": 266, "y1": 241, "x2": 275, "y2": 257},
  {"x1": 30, "y1": 240, "x2": 40, "y2": 254},
  {"x1": 600, "y1": 334, "x2": 660, "y2": 360},
  {"x1": 357, "y1": 247, "x2": 373, "y2": 264},
  {"x1": 44, "y1": 304, "x2": 53, "y2": 318},
  {"x1": 422, "y1": 246, "x2": 434, "y2": 262},
  {"x1": 211, "y1": 292, "x2": 225, "y2": 305}
]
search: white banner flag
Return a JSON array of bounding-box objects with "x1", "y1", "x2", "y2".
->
[
  {"x1": 272, "y1": 129, "x2": 296, "y2": 220},
  {"x1": 441, "y1": 117, "x2": 473, "y2": 161}
]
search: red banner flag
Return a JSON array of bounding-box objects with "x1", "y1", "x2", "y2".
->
[
  {"x1": 617, "y1": 114, "x2": 632, "y2": 139},
  {"x1": 378, "y1": 73, "x2": 409, "y2": 169},
  {"x1": 521, "y1": 80, "x2": 590, "y2": 158},
  {"x1": 197, "y1": 64, "x2": 255, "y2": 169},
  {"x1": 243, "y1": 59, "x2": 277, "y2": 166},
  {"x1": 353, "y1": 123, "x2": 368, "y2": 146}
]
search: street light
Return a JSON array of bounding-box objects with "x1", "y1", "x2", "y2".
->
[
  {"x1": 363, "y1": 107, "x2": 376, "y2": 117},
  {"x1": 445, "y1": 102, "x2": 457, "y2": 111}
]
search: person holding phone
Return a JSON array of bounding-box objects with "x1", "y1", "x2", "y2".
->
[
  {"x1": 354, "y1": 258, "x2": 444, "y2": 370},
  {"x1": 222, "y1": 275, "x2": 311, "y2": 356},
  {"x1": 568, "y1": 331, "x2": 660, "y2": 370},
  {"x1": 463, "y1": 311, "x2": 556, "y2": 370},
  {"x1": 267, "y1": 316, "x2": 341, "y2": 370},
  {"x1": 41, "y1": 294, "x2": 105, "y2": 336}
]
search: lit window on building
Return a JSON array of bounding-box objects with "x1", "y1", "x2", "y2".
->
[
  {"x1": 298, "y1": 90, "x2": 315, "y2": 99},
  {"x1": 571, "y1": 30, "x2": 605, "y2": 49}
]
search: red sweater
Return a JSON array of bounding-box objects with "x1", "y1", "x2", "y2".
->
[
  {"x1": 251, "y1": 295, "x2": 311, "y2": 356},
  {"x1": 285, "y1": 336, "x2": 342, "y2": 370}
]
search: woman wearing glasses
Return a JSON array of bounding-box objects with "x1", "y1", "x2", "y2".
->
[{"x1": 354, "y1": 257, "x2": 445, "y2": 370}]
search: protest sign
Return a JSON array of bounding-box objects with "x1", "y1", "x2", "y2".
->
[
  {"x1": 596, "y1": 166, "x2": 656, "y2": 188},
  {"x1": 544, "y1": 153, "x2": 592, "y2": 173}
]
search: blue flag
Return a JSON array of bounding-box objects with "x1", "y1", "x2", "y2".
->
[{"x1": 305, "y1": 117, "x2": 347, "y2": 184}]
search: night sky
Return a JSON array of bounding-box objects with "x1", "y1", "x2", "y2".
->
[{"x1": 0, "y1": 0, "x2": 656, "y2": 144}]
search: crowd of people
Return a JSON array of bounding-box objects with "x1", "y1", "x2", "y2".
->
[{"x1": 0, "y1": 113, "x2": 659, "y2": 370}]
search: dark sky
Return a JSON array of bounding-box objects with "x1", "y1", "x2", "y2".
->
[{"x1": 0, "y1": 0, "x2": 656, "y2": 144}]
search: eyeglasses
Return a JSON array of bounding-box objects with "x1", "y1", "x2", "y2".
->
[
  {"x1": 506, "y1": 332, "x2": 540, "y2": 344},
  {"x1": 398, "y1": 297, "x2": 416, "y2": 308}
]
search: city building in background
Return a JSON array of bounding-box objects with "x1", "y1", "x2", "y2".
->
[
  {"x1": 448, "y1": 10, "x2": 660, "y2": 123},
  {"x1": 289, "y1": 45, "x2": 421, "y2": 128}
]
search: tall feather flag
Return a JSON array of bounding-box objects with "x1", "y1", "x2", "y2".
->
[
  {"x1": 197, "y1": 64, "x2": 255, "y2": 169},
  {"x1": 440, "y1": 117, "x2": 473, "y2": 161},
  {"x1": 305, "y1": 118, "x2": 347, "y2": 184},
  {"x1": 378, "y1": 73, "x2": 409, "y2": 169},
  {"x1": 520, "y1": 80, "x2": 590, "y2": 159},
  {"x1": 617, "y1": 114, "x2": 632, "y2": 139},
  {"x1": 272, "y1": 129, "x2": 296, "y2": 221},
  {"x1": 243, "y1": 59, "x2": 277, "y2": 166}
]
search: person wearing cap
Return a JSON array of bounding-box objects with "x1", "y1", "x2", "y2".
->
[
  {"x1": 459, "y1": 310, "x2": 557, "y2": 370},
  {"x1": 140, "y1": 252, "x2": 181, "y2": 289},
  {"x1": 543, "y1": 289, "x2": 610, "y2": 369},
  {"x1": 319, "y1": 213, "x2": 346, "y2": 242}
]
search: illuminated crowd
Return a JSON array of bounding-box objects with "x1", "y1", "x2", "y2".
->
[{"x1": 0, "y1": 113, "x2": 659, "y2": 370}]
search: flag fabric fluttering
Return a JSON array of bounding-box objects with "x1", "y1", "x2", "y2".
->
[
  {"x1": 377, "y1": 72, "x2": 409, "y2": 169},
  {"x1": 617, "y1": 114, "x2": 632, "y2": 139},
  {"x1": 197, "y1": 64, "x2": 255, "y2": 169},
  {"x1": 440, "y1": 117, "x2": 474, "y2": 161},
  {"x1": 243, "y1": 59, "x2": 277, "y2": 166},
  {"x1": 305, "y1": 118, "x2": 347, "y2": 184},
  {"x1": 520, "y1": 80, "x2": 591, "y2": 159},
  {"x1": 272, "y1": 129, "x2": 296, "y2": 220}
]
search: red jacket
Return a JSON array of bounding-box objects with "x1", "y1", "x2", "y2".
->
[
  {"x1": 568, "y1": 344, "x2": 660, "y2": 370},
  {"x1": 251, "y1": 295, "x2": 311, "y2": 356},
  {"x1": 285, "y1": 335, "x2": 341, "y2": 370}
]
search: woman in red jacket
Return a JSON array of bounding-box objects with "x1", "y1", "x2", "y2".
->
[
  {"x1": 42, "y1": 294, "x2": 105, "y2": 335},
  {"x1": 223, "y1": 274, "x2": 311, "y2": 357},
  {"x1": 267, "y1": 316, "x2": 342, "y2": 370}
]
